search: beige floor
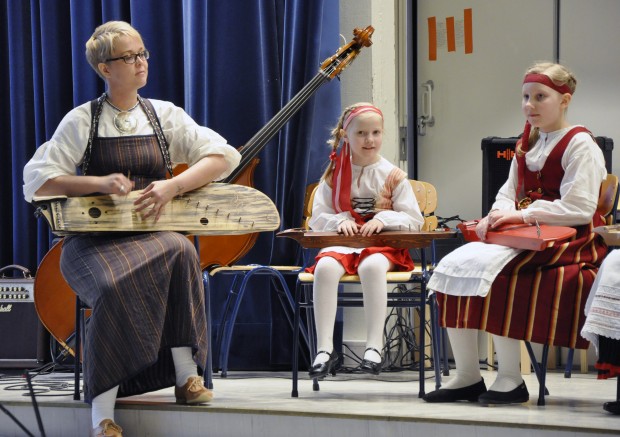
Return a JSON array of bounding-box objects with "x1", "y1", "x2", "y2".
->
[{"x1": 0, "y1": 366, "x2": 618, "y2": 437}]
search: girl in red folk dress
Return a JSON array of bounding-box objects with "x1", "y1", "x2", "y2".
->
[
  {"x1": 424, "y1": 62, "x2": 608, "y2": 405},
  {"x1": 305, "y1": 103, "x2": 424, "y2": 378}
]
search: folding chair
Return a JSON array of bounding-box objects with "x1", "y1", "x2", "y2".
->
[{"x1": 206, "y1": 264, "x2": 309, "y2": 377}]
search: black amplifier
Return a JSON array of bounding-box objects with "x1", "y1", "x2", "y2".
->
[{"x1": 0, "y1": 265, "x2": 48, "y2": 368}]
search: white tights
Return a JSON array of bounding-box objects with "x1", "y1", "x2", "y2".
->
[
  {"x1": 312, "y1": 253, "x2": 391, "y2": 365},
  {"x1": 91, "y1": 346, "x2": 197, "y2": 428},
  {"x1": 443, "y1": 328, "x2": 523, "y2": 392}
]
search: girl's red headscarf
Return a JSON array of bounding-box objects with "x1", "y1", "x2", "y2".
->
[
  {"x1": 331, "y1": 105, "x2": 383, "y2": 223},
  {"x1": 516, "y1": 73, "x2": 573, "y2": 207}
]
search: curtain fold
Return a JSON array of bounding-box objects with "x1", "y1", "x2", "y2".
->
[{"x1": 1, "y1": 0, "x2": 341, "y2": 369}]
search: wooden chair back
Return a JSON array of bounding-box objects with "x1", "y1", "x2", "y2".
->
[{"x1": 597, "y1": 173, "x2": 619, "y2": 225}]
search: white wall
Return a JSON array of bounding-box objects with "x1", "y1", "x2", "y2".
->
[
  {"x1": 338, "y1": 0, "x2": 620, "y2": 368},
  {"x1": 561, "y1": 0, "x2": 620, "y2": 178}
]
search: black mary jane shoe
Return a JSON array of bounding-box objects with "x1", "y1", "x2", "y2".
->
[
  {"x1": 308, "y1": 350, "x2": 339, "y2": 379},
  {"x1": 603, "y1": 401, "x2": 620, "y2": 415},
  {"x1": 422, "y1": 378, "x2": 487, "y2": 403},
  {"x1": 478, "y1": 381, "x2": 529, "y2": 405},
  {"x1": 360, "y1": 347, "x2": 383, "y2": 375}
]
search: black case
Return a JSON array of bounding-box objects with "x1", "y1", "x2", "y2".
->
[{"x1": 481, "y1": 135, "x2": 613, "y2": 216}]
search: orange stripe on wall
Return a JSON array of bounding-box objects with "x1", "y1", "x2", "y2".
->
[
  {"x1": 446, "y1": 17, "x2": 456, "y2": 52},
  {"x1": 428, "y1": 16, "x2": 437, "y2": 61},
  {"x1": 464, "y1": 8, "x2": 473, "y2": 54}
]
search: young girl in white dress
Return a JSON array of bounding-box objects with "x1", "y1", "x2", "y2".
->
[{"x1": 305, "y1": 103, "x2": 424, "y2": 378}]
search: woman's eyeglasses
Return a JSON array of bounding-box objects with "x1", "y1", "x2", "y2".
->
[{"x1": 105, "y1": 50, "x2": 150, "y2": 64}]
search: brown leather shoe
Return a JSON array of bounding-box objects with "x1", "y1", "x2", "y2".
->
[
  {"x1": 174, "y1": 376, "x2": 214, "y2": 404},
  {"x1": 92, "y1": 419, "x2": 123, "y2": 437}
]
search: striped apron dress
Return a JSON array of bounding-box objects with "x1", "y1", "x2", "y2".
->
[
  {"x1": 437, "y1": 133, "x2": 608, "y2": 349},
  {"x1": 60, "y1": 130, "x2": 207, "y2": 403}
]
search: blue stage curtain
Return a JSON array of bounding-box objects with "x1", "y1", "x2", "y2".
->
[{"x1": 0, "y1": 0, "x2": 343, "y2": 369}]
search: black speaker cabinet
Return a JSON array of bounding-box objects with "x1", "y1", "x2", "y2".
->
[
  {"x1": 0, "y1": 266, "x2": 49, "y2": 368},
  {"x1": 481, "y1": 136, "x2": 614, "y2": 216}
]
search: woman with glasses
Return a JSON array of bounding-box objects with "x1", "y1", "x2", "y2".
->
[{"x1": 23, "y1": 21, "x2": 241, "y2": 437}]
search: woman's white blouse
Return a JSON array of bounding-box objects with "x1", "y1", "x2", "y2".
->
[{"x1": 23, "y1": 99, "x2": 241, "y2": 202}]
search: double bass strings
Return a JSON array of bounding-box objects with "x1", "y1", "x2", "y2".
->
[
  {"x1": 224, "y1": 31, "x2": 367, "y2": 184},
  {"x1": 226, "y1": 73, "x2": 328, "y2": 183}
]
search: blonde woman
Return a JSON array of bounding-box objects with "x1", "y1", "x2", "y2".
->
[{"x1": 23, "y1": 21, "x2": 241, "y2": 436}]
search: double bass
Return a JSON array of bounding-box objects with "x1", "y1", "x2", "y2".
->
[{"x1": 33, "y1": 26, "x2": 375, "y2": 357}]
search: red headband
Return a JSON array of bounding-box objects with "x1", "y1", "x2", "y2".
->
[
  {"x1": 515, "y1": 74, "x2": 572, "y2": 208},
  {"x1": 523, "y1": 73, "x2": 573, "y2": 95},
  {"x1": 342, "y1": 105, "x2": 383, "y2": 130}
]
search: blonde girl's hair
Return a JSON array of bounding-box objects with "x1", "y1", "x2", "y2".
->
[
  {"x1": 517, "y1": 62, "x2": 577, "y2": 156},
  {"x1": 320, "y1": 102, "x2": 379, "y2": 185},
  {"x1": 85, "y1": 21, "x2": 143, "y2": 80}
]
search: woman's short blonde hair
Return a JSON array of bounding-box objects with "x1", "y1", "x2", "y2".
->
[{"x1": 85, "y1": 21, "x2": 142, "y2": 79}]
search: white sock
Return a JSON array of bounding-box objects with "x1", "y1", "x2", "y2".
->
[
  {"x1": 363, "y1": 348, "x2": 382, "y2": 363},
  {"x1": 312, "y1": 351, "x2": 331, "y2": 366},
  {"x1": 312, "y1": 256, "x2": 345, "y2": 365},
  {"x1": 91, "y1": 385, "x2": 118, "y2": 429},
  {"x1": 171, "y1": 346, "x2": 198, "y2": 387},
  {"x1": 442, "y1": 328, "x2": 482, "y2": 389},
  {"x1": 358, "y1": 253, "x2": 391, "y2": 363},
  {"x1": 489, "y1": 335, "x2": 523, "y2": 392}
]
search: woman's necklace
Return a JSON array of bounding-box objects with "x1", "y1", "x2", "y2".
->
[{"x1": 105, "y1": 95, "x2": 140, "y2": 134}]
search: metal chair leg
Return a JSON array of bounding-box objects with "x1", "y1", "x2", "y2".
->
[
  {"x1": 202, "y1": 272, "x2": 214, "y2": 390},
  {"x1": 291, "y1": 281, "x2": 302, "y2": 397},
  {"x1": 429, "y1": 294, "x2": 442, "y2": 390},
  {"x1": 74, "y1": 297, "x2": 81, "y2": 401},
  {"x1": 525, "y1": 341, "x2": 550, "y2": 406},
  {"x1": 564, "y1": 348, "x2": 575, "y2": 378}
]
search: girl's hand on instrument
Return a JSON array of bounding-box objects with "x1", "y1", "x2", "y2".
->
[
  {"x1": 134, "y1": 180, "x2": 177, "y2": 222},
  {"x1": 477, "y1": 210, "x2": 524, "y2": 240},
  {"x1": 488, "y1": 210, "x2": 524, "y2": 229},
  {"x1": 359, "y1": 218, "x2": 384, "y2": 237},
  {"x1": 101, "y1": 173, "x2": 134, "y2": 196},
  {"x1": 338, "y1": 219, "x2": 359, "y2": 236},
  {"x1": 475, "y1": 216, "x2": 491, "y2": 241}
]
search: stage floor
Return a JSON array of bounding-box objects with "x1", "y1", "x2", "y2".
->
[{"x1": 0, "y1": 367, "x2": 617, "y2": 437}]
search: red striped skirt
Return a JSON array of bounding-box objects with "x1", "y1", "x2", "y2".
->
[{"x1": 436, "y1": 225, "x2": 607, "y2": 349}]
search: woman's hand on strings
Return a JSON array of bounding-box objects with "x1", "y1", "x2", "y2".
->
[
  {"x1": 134, "y1": 180, "x2": 178, "y2": 222},
  {"x1": 101, "y1": 173, "x2": 134, "y2": 196}
]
